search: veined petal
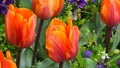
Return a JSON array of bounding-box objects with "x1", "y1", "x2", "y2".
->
[
  {"x1": 46, "y1": 18, "x2": 67, "y2": 36},
  {"x1": 46, "y1": 31, "x2": 67, "y2": 62},
  {"x1": 68, "y1": 26, "x2": 80, "y2": 59},
  {"x1": 5, "y1": 9, "x2": 16, "y2": 46},
  {"x1": 51, "y1": 0, "x2": 64, "y2": 17}
]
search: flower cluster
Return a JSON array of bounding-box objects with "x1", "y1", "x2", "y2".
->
[{"x1": 0, "y1": 0, "x2": 14, "y2": 15}]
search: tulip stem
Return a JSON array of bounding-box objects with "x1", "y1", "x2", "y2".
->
[
  {"x1": 32, "y1": 20, "x2": 44, "y2": 65},
  {"x1": 104, "y1": 27, "x2": 112, "y2": 68},
  {"x1": 16, "y1": 48, "x2": 22, "y2": 68},
  {"x1": 59, "y1": 62, "x2": 64, "y2": 68}
]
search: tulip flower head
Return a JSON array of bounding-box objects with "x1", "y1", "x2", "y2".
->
[
  {"x1": 0, "y1": 50, "x2": 17, "y2": 68},
  {"x1": 32, "y1": 0, "x2": 64, "y2": 20},
  {"x1": 46, "y1": 18, "x2": 80, "y2": 62},
  {"x1": 100, "y1": 0, "x2": 120, "y2": 27},
  {"x1": 5, "y1": 4, "x2": 37, "y2": 48}
]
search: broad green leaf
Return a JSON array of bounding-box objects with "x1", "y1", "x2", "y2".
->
[
  {"x1": 36, "y1": 58, "x2": 70, "y2": 68},
  {"x1": 36, "y1": 19, "x2": 51, "y2": 60},
  {"x1": 20, "y1": 48, "x2": 33, "y2": 68},
  {"x1": 20, "y1": 0, "x2": 32, "y2": 9},
  {"x1": 36, "y1": 58, "x2": 57, "y2": 68},
  {"x1": 86, "y1": 58, "x2": 97, "y2": 68},
  {"x1": 111, "y1": 24, "x2": 120, "y2": 52}
]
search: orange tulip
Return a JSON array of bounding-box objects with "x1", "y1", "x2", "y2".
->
[
  {"x1": 5, "y1": 4, "x2": 37, "y2": 48},
  {"x1": 32, "y1": 0, "x2": 64, "y2": 20},
  {"x1": 46, "y1": 18, "x2": 80, "y2": 62},
  {"x1": 100, "y1": 0, "x2": 120, "y2": 27},
  {"x1": 0, "y1": 50, "x2": 17, "y2": 68}
]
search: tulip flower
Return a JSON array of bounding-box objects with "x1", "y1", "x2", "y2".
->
[
  {"x1": 5, "y1": 4, "x2": 37, "y2": 48},
  {"x1": 0, "y1": 50, "x2": 17, "y2": 68},
  {"x1": 46, "y1": 18, "x2": 80, "y2": 62},
  {"x1": 32, "y1": 0, "x2": 64, "y2": 20},
  {"x1": 100, "y1": 0, "x2": 120, "y2": 27}
]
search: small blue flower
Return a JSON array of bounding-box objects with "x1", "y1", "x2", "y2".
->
[
  {"x1": 0, "y1": 0, "x2": 14, "y2": 15},
  {"x1": 85, "y1": 50, "x2": 92, "y2": 58}
]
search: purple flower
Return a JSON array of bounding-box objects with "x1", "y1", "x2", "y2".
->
[
  {"x1": 77, "y1": 0, "x2": 87, "y2": 8},
  {"x1": 69, "y1": 0, "x2": 77, "y2": 3},
  {"x1": 85, "y1": 50, "x2": 92, "y2": 58},
  {"x1": 0, "y1": 0, "x2": 14, "y2": 15},
  {"x1": 97, "y1": 65, "x2": 104, "y2": 68},
  {"x1": 116, "y1": 60, "x2": 120, "y2": 67},
  {"x1": 69, "y1": 0, "x2": 87, "y2": 8},
  {"x1": 97, "y1": 61, "x2": 104, "y2": 68},
  {"x1": 92, "y1": 0, "x2": 95, "y2": 3}
]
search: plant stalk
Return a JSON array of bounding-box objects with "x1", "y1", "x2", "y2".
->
[
  {"x1": 32, "y1": 20, "x2": 44, "y2": 65},
  {"x1": 16, "y1": 48, "x2": 22, "y2": 68},
  {"x1": 104, "y1": 27, "x2": 112, "y2": 68},
  {"x1": 59, "y1": 62, "x2": 64, "y2": 68}
]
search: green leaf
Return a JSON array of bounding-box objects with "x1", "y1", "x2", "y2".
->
[
  {"x1": 86, "y1": 58, "x2": 97, "y2": 68},
  {"x1": 20, "y1": 0, "x2": 32, "y2": 9},
  {"x1": 36, "y1": 58, "x2": 57, "y2": 68},
  {"x1": 20, "y1": 48, "x2": 33, "y2": 68},
  {"x1": 111, "y1": 24, "x2": 120, "y2": 52},
  {"x1": 79, "y1": 13, "x2": 105, "y2": 45},
  {"x1": 36, "y1": 19, "x2": 51, "y2": 60},
  {"x1": 36, "y1": 58, "x2": 70, "y2": 68},
  {"x1": 40, "y1": 19, "x2": 50, "y2": 45}
]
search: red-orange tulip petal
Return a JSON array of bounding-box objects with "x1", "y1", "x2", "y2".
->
[
  {"x1": 46, "y1": 18, "x2": 67, "y2": 36},
  {"x1": 32, "y1": 0, "x2": 64, "y2": 20},
  {"x1": 46, "y1": 31, "x2": 67, "y2": 62},
  {"x1": 50, "y1": 0, "x2": 64, "y2": 17},
  {"x1": 46, "y1": 18, "x2": 80, "y2": 62},
  {"x1": 5, "y1": 4, "x2": 37, "y2": 48},
  {"x1": 100, "y1": 0, "x2": 120, "y2": 27},
  {"x1": 0, "y1": 50, "x2": 17, "y2": 68}
]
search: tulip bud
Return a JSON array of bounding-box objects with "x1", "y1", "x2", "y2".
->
[
  {"x1": 0, "y1": 50, "x2": 17, "y2": 68},
  {"x1": 100, "y1": 0, "x2": 120, "y2": 27},
  {"x1": 32, "y1": 0, "x2": 64, "y2": 20},
  {"x1": 5, "y1": 4, "x2": 37, "y2": 48},
  {"x1": 46, "y1": 18, "x2": 80, "y2": 62}
]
